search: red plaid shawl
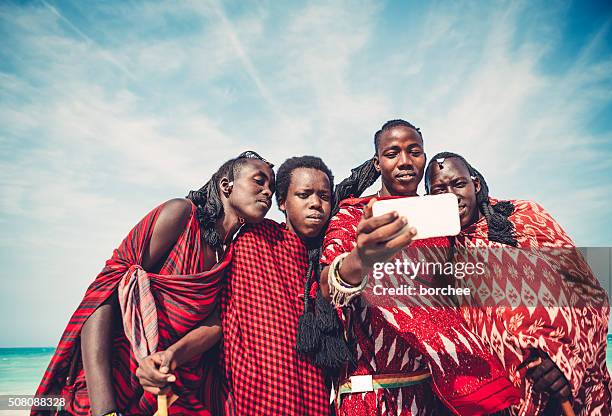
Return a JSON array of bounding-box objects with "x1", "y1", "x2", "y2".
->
[
  {"x1": 454, "y1": 199, "x2": 611, "y2": 416},
  {"x1": 321, "y1": 196, "x2": 520, "y2": 416},
  {"x1": 220, "y1": 219, "x2": 330, "y2": 415},
  {"x1": 33, "y1": 201, "x2": 227, "y2": 415}
]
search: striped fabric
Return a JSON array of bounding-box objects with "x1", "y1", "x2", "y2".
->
[
  {"x1": 32, "y1": 201, "x2": 228, "y2": 415},
  {"x1": 117, "y1": 265, "x2": 159, "y2": 361}
]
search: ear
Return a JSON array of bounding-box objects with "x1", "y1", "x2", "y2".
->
[
  {"x1": 373, "y1": 154, "x2": 381, "y2": 173},
  {"x1": 219, "y1": 177, "x2": 233, "y2": 197},
  {"x1": 279, "y1": 198, "x2": 287, "y2": 213},
  {"x1": 472, "y1": 176, "x2": 481, "y2": 194}
]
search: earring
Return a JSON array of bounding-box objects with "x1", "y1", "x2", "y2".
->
[{"x1": 239, "y1": 217, "x2": 245, "y2": 225}]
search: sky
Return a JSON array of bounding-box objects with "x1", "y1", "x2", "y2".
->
[{"x1": 1, "y1": 0, "x2": 611, "y2": 347}]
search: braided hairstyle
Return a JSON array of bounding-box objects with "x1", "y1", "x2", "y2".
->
[
  {"x1": 374, "y1": 119, "x2": 423, "y2": 153},
  {"x1": 186, "y1": 151, "x2": 273, "y2": 249},
  {"x1": 424, "y1": 152, "x2": 518, "y2": 246},
  {"x1": 286, "y1": 156, "x2": 381, "y2": 370}
]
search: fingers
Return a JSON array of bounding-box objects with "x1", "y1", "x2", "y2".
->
[
  {"x1": 358, "y1": 211, "x2": 399, "y2": 235},
  {"x1": 136, "y1": 354, "x2": 176, "y2": 390},
  {"x1": 361, "y1": 216, "x2": 407, "y2": 244},
  {"x1": 382, "y1": 226, "x2": 417, "y2": 250},
  {"x1": 549, "y1": 377, "x2": 571, "y2": 399},
  {"x1": 160, "y1": 351, "x2": 173, "y2": 374},
  {"x1": 362, "y1": 198, "x2": 375, "y2": 220},
  {"x1": 526, "y1": 357, "x2": 555, "y2": 381},
  {"x1": 141, "y1": 383, "x2": 173, "y2": 396}
]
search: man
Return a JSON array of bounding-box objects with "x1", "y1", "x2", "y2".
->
[
  {"x1": 425, "y1": 151, "x2": 611, "y2": 415},
  {"x1": 220, "y1": 156, "x2": 336, "y2": 415},
  {"x1": 319, "y1": 120, "x2": 519, "y2": 415},
  {"x1": 33, "y1": 152, "x2": 275, "y2": 416}
]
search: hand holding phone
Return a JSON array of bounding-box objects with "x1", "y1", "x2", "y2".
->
[{"x1": 371, "y1": 194, "x2": 461, "y2": 240}]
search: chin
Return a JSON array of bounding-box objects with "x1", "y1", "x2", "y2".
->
[{"x1": 297, "y1": 227, "x2": 322, "y2": 240}]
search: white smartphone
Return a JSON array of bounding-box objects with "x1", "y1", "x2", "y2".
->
[{"x1": 371, "y1": 193, "x2": 461, "y2": 240}]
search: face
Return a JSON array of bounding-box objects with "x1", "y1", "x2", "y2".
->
[
  {"x1": 374, "y1": 126, "x2": 426, "y2": 196},
  {"x1": 226, "y1": 159, "x2": 275, "y2": 223},
  {"x1": 427, "y1": 158, "x2": 481, "y2": 229},
  {"x1": 279, "y1": 167, "x2": 332, "y2": 239}
]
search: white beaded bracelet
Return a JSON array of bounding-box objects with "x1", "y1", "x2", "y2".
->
[{"x1": 328, "y1": 252, "x2": 368, "y2": 308}]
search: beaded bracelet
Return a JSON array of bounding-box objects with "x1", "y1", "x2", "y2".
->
[{"x1": 328, "y1": 252, "x2": 368, "y2": 308}]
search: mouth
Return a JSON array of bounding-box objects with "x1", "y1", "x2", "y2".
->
[
  {"x1": 256, "y1": 199, "x2": 271, "y2": 209},
  {"x1": 395, "y1": 172, "x2": 416, "y2": 182},
  {"x1": 458, "y1": 204, "x2": 467, "y2": 217},
  {"x1": 305, "y1": 213, "x2": 325, "y2": 223}
]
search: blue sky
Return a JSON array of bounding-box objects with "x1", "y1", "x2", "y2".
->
[{"x1": 1, "y1": 0, "x2": 611, "y2": 347}]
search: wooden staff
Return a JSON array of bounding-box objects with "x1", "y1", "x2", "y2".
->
[{"x1": 157, "y1": 394, "x2": 168, "y2": 416}]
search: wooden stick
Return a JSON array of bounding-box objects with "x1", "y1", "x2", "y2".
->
[
  {"x1": 561, "y1": 400, "x2": 575, "y2": 416},
  {"x1": 157, "y1": 394, "x2": 168, "y2": 416},
  {"x1": 153, "y1": 393, "x2": 178, "y2": 416}
]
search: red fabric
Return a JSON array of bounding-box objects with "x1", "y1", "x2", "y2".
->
[
  {"x1": 454, "y1": 198, "x2": 611, "y2": 416},
  {"x1": 220, "y1": 219, "x2": 330, "y2": 415},
  {"x1": 33, "y1": 201, "x2": 227, "y2": 416},
  {"x1": 321, "y1": 196, "x2": 520, "y2": 416}
]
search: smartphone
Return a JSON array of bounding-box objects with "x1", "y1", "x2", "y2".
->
[{"x1": 371, "y1": 193, "x2": 461, "y2": 240}]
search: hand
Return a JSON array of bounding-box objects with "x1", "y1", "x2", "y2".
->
[
  {"x1": 356, "y1": 199, "x2": 416, "y2": 268},
  {"x1": 526, "y1": 350, "x2": 571, "y2": 400},
  {"x1": 135, "y1": 350, "x2": 177, "y2": 395}
]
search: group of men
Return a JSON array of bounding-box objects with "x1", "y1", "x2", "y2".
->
[{"x1": 34, "y1": 120, "x2": 610, "y2": 416}]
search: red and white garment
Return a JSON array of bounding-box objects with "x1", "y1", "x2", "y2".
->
[
  {"x1": 322, "y1": 196, "x2": 520, "y2": 416},
  {"x1": 454, "y1": 198, "x2": 611, "y2": 416}
]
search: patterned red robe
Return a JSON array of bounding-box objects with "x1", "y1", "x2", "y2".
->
[
  {"x1": 321, "y1": 196, "x2": 520, "y2": 416},
  {"x1": 220, "y1": 219, "x2": 330, "y2": 415},
  {"x1": 33, "y1": 201, "x2": 226, "y2": 415},
  {"x1": 454, "y1": 198, "x2": 611, "y2": 415}
]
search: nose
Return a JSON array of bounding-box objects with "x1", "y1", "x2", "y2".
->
[
  {"x1": 261, "y1": 186, "x2": 272, "y2": 199},
  {"x1": 398, "y1": 151, "x2": 413, "y2": 169},
  {"x1": 308, "y1": 195, "x2": 322, "y2": 210}
]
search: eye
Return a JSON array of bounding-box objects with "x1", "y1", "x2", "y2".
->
[
  {"x1": 430, "y1": 187, "x2": 443, "y2": 195},
  {"x1": 384, "y1": 151, "x2": 398, "y2": 158},
  {"x1": 320, "y1": 194, "x2": 330, "y2": 201},
  {"x1": 454, "y1": 181, "x2": 467, "y2": 188},
  {"x1": 297, "y1": 192, "x2": 309, "y2": 199},
  {"x1": 410, "y1": 150, "x2": 423, "y2": 157},
  {"x1": 254, "y1": 177, "x2": 265, "y2": 186}
]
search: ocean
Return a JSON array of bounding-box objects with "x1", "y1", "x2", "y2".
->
[{"x1": 1, "y1": 342, "x2": 612, "y2": 402}]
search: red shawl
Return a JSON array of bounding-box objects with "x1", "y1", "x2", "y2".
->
[
  {"x1": 321, "y1": 196, "x2": 520, "y2": 415},
  {"x1": 220, "y1": 219, "x2": 329, "y2": 415},
  {"x1": 33, "y1": 201, "x2": 228, "y2": 415},
  {"x1": 454, "y1": 198, "x2": 611, "y2": 416}
]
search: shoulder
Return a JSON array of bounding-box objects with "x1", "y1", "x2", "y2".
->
[{"x1": 155, "y1": 198, "x2": 194, "y2": 234}]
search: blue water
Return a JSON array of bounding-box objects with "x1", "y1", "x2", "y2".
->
[
  {"x1": 0, "y1": 348, "x2": 55, "y2": 394},
  {"x1": 1, "y1": 342, "x2": 612, "y2": 394}
]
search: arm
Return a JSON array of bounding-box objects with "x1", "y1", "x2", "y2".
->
[
  {"x1": 321, "y1": 199, "x2": 416, "y2": 298},
  {"x1": 82, "y1": 198, "x2": 194, "y2": 410},
  {"x1": 136, "y1": 198, "x2": 223, "y2": 394}
]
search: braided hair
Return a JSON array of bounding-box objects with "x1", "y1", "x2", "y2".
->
[
  {"x1": 287, "y1": 156, "x2": 381, "y2": 370},
  {"x1": 424, "y1": 152, "x2": 518, "y2": 246},
  {"x1": 186, "y1": 151, "x2": 273, "y2": 249},
  {"x1": 374, "y1": 119, "x2": 423, "y2": 153}
]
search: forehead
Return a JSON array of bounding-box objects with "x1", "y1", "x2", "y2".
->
[
  {"x1": 378, "y1": 126, "x2": 423, "y2": 149},
  {"x1": 236, "y1": 159, "x2": 274, "y2": 178},
  {"x1": 428, "y1": 157, "x2": 471, "y2": 182},
  {"x1": 289, "y1": 167, "x2": 331, "y2": 191}
]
